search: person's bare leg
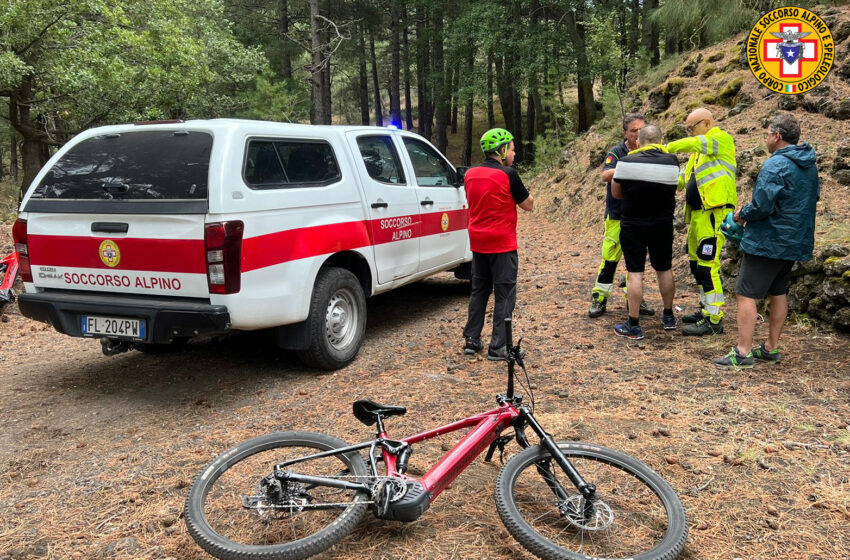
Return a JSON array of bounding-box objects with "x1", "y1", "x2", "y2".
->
[
  {"x1": 765, "y1": 294, "x2": 788, "y2": 351},
  {"x1": 627, "y1": 272, "x2": 643, "y2": 321},
  {"x1": 736, "y1": 294, "x2": 758, "y2": 356},
  {"x1": 657, "y1": 269, "x2": 675, "y2": 310}
]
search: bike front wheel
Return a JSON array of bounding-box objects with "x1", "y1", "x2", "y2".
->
[
  {"x1": 495, "y1": 442, "x2": 687, "y2": 560},
  {"x1": 185, "y1": 431, "x2": 370, "y2": 560}
]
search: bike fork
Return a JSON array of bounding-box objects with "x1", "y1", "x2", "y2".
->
[{"x1": 520, "y1": 407, "x2": 598, "y2": 502}]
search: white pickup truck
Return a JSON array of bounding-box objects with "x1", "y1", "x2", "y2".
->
[{"x1": 13, "y1": 119, "x2": 471, "y2": 369}]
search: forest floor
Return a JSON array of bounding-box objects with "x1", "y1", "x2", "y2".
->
[{"x1": 0, "y1": 213, "x2": 848, "y2": 560}]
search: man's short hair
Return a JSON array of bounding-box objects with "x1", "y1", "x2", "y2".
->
[
  {"x1": 623, "y1": 112, "x2": 646, "y2": 131},
  {"x1": 638, "y1": 125, "x2": 663, "y2": 145},
  {"x1": 770, "y1": 113, "x2": 800, "y2": 144}
]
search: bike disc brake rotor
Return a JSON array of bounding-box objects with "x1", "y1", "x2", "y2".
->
[{"x1": 560, "y1": 495, "x2": 614, "y2": 531}]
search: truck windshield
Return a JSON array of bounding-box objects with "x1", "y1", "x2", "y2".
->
[{"x1": 31, "y1": 130, "x2": 212, "y2": 201}]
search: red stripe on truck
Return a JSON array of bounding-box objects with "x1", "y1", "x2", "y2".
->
[
  {"x1": 28, "y1": 235, "x2": 206, "y2": 273},
  {"x1": 27, "y1": 209, "x2": 469, "y2": 275}
]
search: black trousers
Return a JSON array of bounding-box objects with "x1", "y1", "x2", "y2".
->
[{"x1": 463, "y1": 251, "x2": 518, "y2": 349}]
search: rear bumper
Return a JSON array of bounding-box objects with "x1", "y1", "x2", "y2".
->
[{"x1": 18, "y1": 290, "x2": 231, "y2": 343}]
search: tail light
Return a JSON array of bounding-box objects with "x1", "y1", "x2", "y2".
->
[
  {"x1": 204, "y1": 221, "x2": 243, "y2": 294},
  {"x1": 12, "y1": 219, "x2": 32, "y2": 283}
]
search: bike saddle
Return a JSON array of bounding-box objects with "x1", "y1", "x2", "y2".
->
[{"x1": 352, "y1": 399, "x2": 407, "y2": 426}]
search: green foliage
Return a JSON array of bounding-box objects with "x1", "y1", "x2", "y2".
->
[
  {"x1": 234, "y1": 74, "x2": 310, "y2": 123},
  {"x1": 651, "y1": 0, "x2": 758, "y2": 48},
  {"x1": 0, "y1": 0, "x2": 265, "y2": 131},
  {"x1": 0, "y1": 180, "x2": 18, "y2": 222}
]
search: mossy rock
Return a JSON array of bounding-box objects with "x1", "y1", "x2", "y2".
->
[
  {"x1": 707, "y1": 53, "x2": 725, "y2": 63},
  {"x1": 718, "y1": 78, "x2": 744, "y2": 107},
  {"x1": 679, "y1": 54, "x2": 703, "y2": 78},
  {"x1": 701, "y1": 65, "x2": 716, "y2": 80},
  {"x1": 686, "y1": 100, "x2": 700, "y2": 110},
  {"x1": 701, "y1": 94, "x2": 719, "y2": 105}
]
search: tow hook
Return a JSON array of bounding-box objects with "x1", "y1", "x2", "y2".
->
[{"x1": 101, "y1": 338, "x2": 132, "y2": 356}]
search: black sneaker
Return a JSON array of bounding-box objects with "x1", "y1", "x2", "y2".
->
[
  {"x1": 661, "y1": 313, "x2": 676, "y2": 330},
  {"x1": 487, "y1": 345, "x2": 508, "y2": 361},
  {"x1": 752, "y1": 342, "x2": 781, "y2": 363},
  {"x1": 588, "y1": 294, "x2": 607, "y2": 318},
  {"x1": 713, "y1": 348, "x2": 755, "y2": 369},
  {"x1": 682, "y1": 309, "x2": 705, "y2": 324},
  {"x1": 682, "y1": 317, "x2": 724, "y2": 336},
  {"x1": 625, "y1": 300, "x2": 656, "y2": 316},
  {"x1": 464, "y1": 337, "x2": 483, "y2": 355}
]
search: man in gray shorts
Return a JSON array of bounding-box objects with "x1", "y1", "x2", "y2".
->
[{"x1": 714, "y1": 113, "x2": 820, "y2": 368}]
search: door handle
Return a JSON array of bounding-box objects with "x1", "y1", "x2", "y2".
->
[
  {"x1": 420, "y1": 199, "x2": 434, "y2": 206},
  {"x1": 91, "y1": 222, "x2": 129, "y2": 233},
  {"x1": 371, "y1": 202, "x2": 389, "y2": 209}
]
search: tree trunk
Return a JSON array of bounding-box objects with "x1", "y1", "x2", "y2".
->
[
  {"x1": 321, "y1": 0, "x2": 331, "y2": 123},
  {"x1": 512, "y1": 86, "x2": 523, "y2": 162},
  {"x1": 369, "y1": 32, "x2": 384, "y2": 127},
  {"x1": 309, "y1": 0, "x2": 330, "y2": 124},
  {"x1": 432, "y1": 8, "x2": 448, "y2": 155},
  {"x1": 494, "y1": 56, "x2": 513, "y2": 134},
  {"x1": 9, "y1": 78, "x2": 46, "y2": 194},
  {"x1": 629, "y1": 0, "x2": 639, "y2": 61},
  {"x1": 403, "y1": 25, "x2": 414, "y2": 130},
  {"x1": 10, "y1": 135, "x2": 18, "y2": 183},
  {"x1": 643, "y1": 0, "x2": 660, "y2": 67},
  {"x1": 450, "y1": 61, "x2": 459, "y2": 134},
  {"x1": 359, "y1": 25, "x2": 370, "y2": 125},
  {"x1": 389, "y1": 3, "x2": 402, "y2": 127},
  {"x1": 665, "y1": 29, "x2": 679, "y2": 56},
  {"x1": 461, "y1": 48, "x2": 475, "y2": 167},
  {"x1": 416, "y1": 4, "x2": 428, "y2": 137},
  {"x1": 278, "y1": 0, "x2": 292, "y2": 79},
  {"x1": 487, "y1": 51, "x2": 495, "y2": 129},
  {"x1": 563, "y1": 8, "x2": 595, "y2": 132}
]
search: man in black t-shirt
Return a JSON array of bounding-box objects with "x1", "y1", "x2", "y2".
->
[
  {"x1": 610, "y1": 125, "x2": 680, "y2": 340},
  {"x1": 589, "y1": 113, "x2": 655, "y2": 319}
]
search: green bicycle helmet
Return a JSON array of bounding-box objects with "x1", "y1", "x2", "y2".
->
[{"x1": 480, "y1": 128, "x2": 514, "y2": 154}]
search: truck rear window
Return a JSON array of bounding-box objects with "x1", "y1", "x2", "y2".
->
[{"x1": 30, "y1": 131, "x2": 212, "y2": 201}]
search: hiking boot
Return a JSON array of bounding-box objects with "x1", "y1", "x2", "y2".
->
[
  {"x1": 464, "y1": 337, "x2": 483, "y2": 355},
  {"x1": 752, "y1": 342, "x2": 781, "y2": 363},
  {"x1": 588, "y1": 294, "x2": 607, "y2": 318},
  {"x1": 614, "y1": 322, "x2": 644, "y2": 340},
  {"x1": 682, "y1": 317, "x2": 724, "y2": 336},
  {"x1": 625, "y1": 300, "x2": 656, "y2": 316},
  {"x1": 713, "y1": 348, "x2": 755, "y2": 369},
  {"x1": 661, "y1": 313, "x2": 677, "y2": 330},
  {"x1": 681, "y1": 309, "x2": 705, "y2": 324}
]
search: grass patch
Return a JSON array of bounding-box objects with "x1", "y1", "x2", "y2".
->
[{"x1": 794, "y1": 422, "x2": 816, "y2": 433}]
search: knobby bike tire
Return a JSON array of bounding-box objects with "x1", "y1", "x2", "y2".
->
[
  {"x1": 495, "y1": 442, "x2": 687, "y2": 560},
  {"x1": 185, "y1": 431, "x2": 370, "y2": 560}
]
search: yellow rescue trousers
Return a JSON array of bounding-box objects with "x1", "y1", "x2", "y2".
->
[
  {"x1": 687, "y1": 207, "x2": 727, "y2": 321},
  {"x1": 592, "y1": 218, "x2": 627, "y2": 299}
]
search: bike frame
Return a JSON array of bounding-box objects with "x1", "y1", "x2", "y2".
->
[{"x1": 276, "y1": 320, "x2": 597, "y2": 507}]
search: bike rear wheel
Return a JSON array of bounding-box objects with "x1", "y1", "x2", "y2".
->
[
  {"x1": 185, "y1": 431, "x2": 370, "y2": 560},
  {"x1": 495, "y1": 442, "x2": 687, "y2": 560}
]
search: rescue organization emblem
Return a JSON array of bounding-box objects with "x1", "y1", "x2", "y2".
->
[
  {"x1": 746, "y1": 7, "x2": 833, "y2": 94},
  {"x1": 441, "y1": 212, "x2": 449, "y2": 232},
  {"x1": 99, "y1": 240, "x2": 121, "y2": 268}
]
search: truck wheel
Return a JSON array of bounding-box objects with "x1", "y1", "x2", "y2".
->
[
  {"x1": 452, "y1": 262, "x2": 472, "y2": 280},
  {"x1": 297, "y1": 267, "x2": 366, "y2": 370}
]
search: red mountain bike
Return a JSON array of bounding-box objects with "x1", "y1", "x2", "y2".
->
[{"x1": 185, "y1": 320, "x2": 687, "y2": 560}]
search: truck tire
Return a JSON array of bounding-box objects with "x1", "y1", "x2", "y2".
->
[{"x1": 297, "y1": 267, "x2": 366, "y2": 370}]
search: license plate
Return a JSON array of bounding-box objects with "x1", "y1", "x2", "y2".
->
[{"x1": 81, "y1": 315, "x2": 146, "y2": 340}]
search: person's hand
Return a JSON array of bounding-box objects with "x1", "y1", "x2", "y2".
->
[{"x1": 733, "y1": 210, "x2": 745, "y2": 225}]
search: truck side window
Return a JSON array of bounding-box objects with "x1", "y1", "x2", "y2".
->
[
  {"x1": 244, "y1": 139, "x2": 340, "y2": 188},
  {"x1": 402, "y1": 138, "x2": 454, "y2": 187},
  {"x1": 356, "y1": 136, "x2": 406, "y2": 185}
]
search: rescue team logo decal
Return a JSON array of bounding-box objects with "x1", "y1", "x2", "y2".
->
[
  {"x1": 746, "y1": 7, "x2": 833, "y2": 94},
  {"x1": 98, "y1": 240, "x2": 121, "y2": 268},
  {"x1": 441, "y1": 212, "x2": 449, "y2": 232}
]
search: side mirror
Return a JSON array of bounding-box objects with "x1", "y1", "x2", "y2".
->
[{"x1": 455, "y1": 166, "x2": 469, "y2": 187}]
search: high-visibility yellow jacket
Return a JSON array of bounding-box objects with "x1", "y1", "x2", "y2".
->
[{"x1": 667, "y1": 127, "x2": 737, "y2": 213}]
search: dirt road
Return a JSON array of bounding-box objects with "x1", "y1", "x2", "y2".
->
[{"x1": 1, "y1": 215, "x2": 848, "y2": 560}]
